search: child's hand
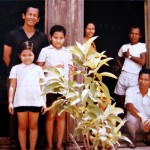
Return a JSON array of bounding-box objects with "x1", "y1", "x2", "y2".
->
[
  {"x1": 69, "y1": 65, "x2": 77, "y2": 71},
  {"x1": 8, "y1": 103, "x2": 14, "y2": 115},
  {"x1": 41, "y1": 106, "x2": 46, "y2": 115},
  {"x1": 56, "y1": 64, "x2": 64, "y2": 68}
]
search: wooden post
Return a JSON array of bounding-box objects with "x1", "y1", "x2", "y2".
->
[
  {"x1": 45, "y1": 0, "x2": 84, "y2": 46},
  {"x1": 144, "y1": 0, "x2": 150, "y2": 68},
  {"x1": 45, "y1": 0, "x2": 84, "y2": 144}
]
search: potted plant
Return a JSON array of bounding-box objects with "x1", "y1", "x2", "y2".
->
[{"x1": 42, "y1": 37, "x2": 131, "y2": 150}]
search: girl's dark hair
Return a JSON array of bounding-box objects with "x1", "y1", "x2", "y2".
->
[
  {"x1": 50, "y1": 25, "x2": 66, "y2": 36},
  {"x1": 18, "y1": 41, "x2": 34, "y2": 54}
]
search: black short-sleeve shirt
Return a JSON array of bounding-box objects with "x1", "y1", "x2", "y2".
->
[{"x1": 4, "y1": 26, "x2": 49, "y2": 75}]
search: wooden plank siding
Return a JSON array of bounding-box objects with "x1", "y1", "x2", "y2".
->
[
  {"x1": 45, "y1": 0, "x2": 84, "y2": 143},
  {"x1": 145, "y1": 0, "x2": 150, "y2": 68},
  {"x1": 45, "y1": 0, "x2": 84, "y2": 46}
]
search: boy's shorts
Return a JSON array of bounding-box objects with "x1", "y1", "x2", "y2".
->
[{"x1": 114, "y1": 71, "x2": 138, "y2": 95}]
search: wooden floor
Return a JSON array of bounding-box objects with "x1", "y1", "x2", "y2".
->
[
  {"x1": 66, "y1": 143, "x2": 150, "y2": 150},
  {"x1": 118, "y1": 142, "x2": 150, "y2": 150},
  {"x1": 0, "y1": 137, "x2": 150, "y2": 150},
  {"x1": 119, "y1": 148, "x2": 150, "y2": 150},
  {"x1": 66, "y1": 144, "x2": 150, "y2": 150}
]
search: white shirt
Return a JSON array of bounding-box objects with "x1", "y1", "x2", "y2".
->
[
  {"x1": 9, "y1": 63, "x2": 45, "y2": 107},
  {"x1": 118, "y1": 42, "x2": 146, "y2": 74},
  {"x1": 125, "y1": 85, "x2": 150, "y2": 119},
  {"x1": 37, "y1": 45, "x2": 72, "y2": 80}
]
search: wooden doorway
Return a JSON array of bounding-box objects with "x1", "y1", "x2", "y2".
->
[{"x1": 84, "y1": 0, "x2": 145, "y2": 97}]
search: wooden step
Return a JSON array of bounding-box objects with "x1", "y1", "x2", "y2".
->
[{"x1": 0, "y1": 136, "x2": 149, "y2": 149}]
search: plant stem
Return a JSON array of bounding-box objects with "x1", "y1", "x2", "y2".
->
[
  {"x1": 83, "y1": 135, "x2": 88, "y2": 150},
  {"x1": 69, "y1": 133, "x2": 81, "y2": 150},
  {"x1": 86, "y1": 134, "x2": 90, "y2": 149}
]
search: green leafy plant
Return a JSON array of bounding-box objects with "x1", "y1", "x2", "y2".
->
[{"x1": 42, "y1": 37, "x2": 131, "y2": 150}]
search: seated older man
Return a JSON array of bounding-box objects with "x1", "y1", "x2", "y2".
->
[{"x1": 125, "y1": 68, "x2": 150, "y2": 148}]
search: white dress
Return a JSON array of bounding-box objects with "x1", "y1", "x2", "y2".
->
[
  {"x1": 37, "y1": 45, "x2": 72, "y2": 80},
  {"x1": 9, "y1": 63, "x2": 45, "y2": 107}
]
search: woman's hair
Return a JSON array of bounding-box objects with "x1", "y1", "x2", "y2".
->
[
  {"x1": 50, "y1": 25, "x2": 66, "y2": 36},
  {"x1": 84, "y1": 22, "x2": 95, "y2": 30},
  {"x1": 18, "y1": 41, "x2": 34, "y2": 54}
]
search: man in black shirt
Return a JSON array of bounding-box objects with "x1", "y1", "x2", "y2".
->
[{"x1": 3, "y1": 5, "x2": 49, "y2": 75}]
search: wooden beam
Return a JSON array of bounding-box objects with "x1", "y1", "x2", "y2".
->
[
  {"x1": 45, "y1": 0, "x2": 84, "y2": 45},
  {"x1": 144, "y1": 0, "x2": 150, "y2": 68}
]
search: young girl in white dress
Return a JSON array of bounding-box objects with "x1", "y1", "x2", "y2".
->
[
  {"x1": 8, "y1": 41, "x2": 46, "y2": 150},
  {"x1": 37, "y1": 25, "x2": 73, "y2": 150}
]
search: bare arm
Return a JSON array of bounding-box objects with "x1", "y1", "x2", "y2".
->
[
  {"x1": 69, "y1": 64, "x2": 78, "y2": 81},
  {"x1": 123, "y1": 49, "x2": 146, "y2": 66},
  {"x1": 130, "y1": 52, "x2": 146, "y2": 66},
  {"x1": 37, "y1": 62, "x2": 50, "y2": 69},
  {"x1": 37, "y1": 62, "x2": 64, "y2": 69},
  {"x1": 126, "y1": 103, "x2": 150, "y2": 132},
  {"x1": 116, "y1": 56, "x2": 123, "y2": 69},
  {"x1": 37, "y1": 62, "x2": 45, "y2": 68},
  {"x1": 40, "y1": 79, "x2": 46, "y2": 114},
  {"x1": 126, "y1": 103, "x2": 145, "y2": 122},
  {"x1": 8, "y1": 78, "x2": 17, "y2": 114},
  {"x1": 69, "y1": 64, "x2": 73, "y2": 81},
  {"x1": 3, "y1": 45, "x2": 12, "y2": 67}
]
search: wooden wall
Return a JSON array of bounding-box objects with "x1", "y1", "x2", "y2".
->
[
  {"x1": 145, "y1": 0, "x2": 150, "y2": 68},
  {"x1": 45, "y1": 0, "x2": 84, "y2": 46}
]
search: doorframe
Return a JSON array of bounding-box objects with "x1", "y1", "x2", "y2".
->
[{"x1": 145, "y1": 0, "x2": 150, "y2": 68}]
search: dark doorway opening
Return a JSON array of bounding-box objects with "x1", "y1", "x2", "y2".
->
[
  {"x1": 84, "y1": 0, "x2": 145, "y2": 91},
  {"x1": 84, "y1": 0, "x2": 145, "y2": 57},
  {"x1": 84, "y1": 0, "x2": 145, "y2": 111},
  {"x1": 0, "y1": 0, "x2": 45, "y2": 137}
]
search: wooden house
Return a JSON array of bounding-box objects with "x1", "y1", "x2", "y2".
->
[{"x1": 0, "y1": 0, "x2": 150, "y2": 148}]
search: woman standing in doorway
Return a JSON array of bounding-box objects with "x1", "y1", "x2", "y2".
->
[{"x1": 84, "y1": 22, "x2": 97, "y2": 52}]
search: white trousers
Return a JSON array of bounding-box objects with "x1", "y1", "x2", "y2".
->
[{"x1": 126, "y1": 116, "x2": 145, "y2": 138}]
